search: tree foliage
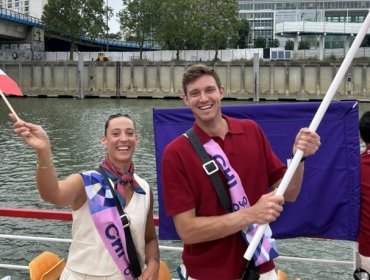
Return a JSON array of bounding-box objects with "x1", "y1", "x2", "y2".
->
[
  {"x1": 153, "y1": 0, "x2": 200, "y2": 60},
  {"x1": 119, "y1": 0, "x2": 158, "y2": 59},
  {"x1": 285, "y1": 40, "x2": 294, "y2": 50},
  {"x1": 42, "y1": 0, "x2": 107, "y2": 60},
  {"x1": 119, "y1": 0, "x2": 242, "y2": 61},
  {"x1": 361, "y1": 35, "x2": 370, "y2": 47},
  {"x1": 268, "y1": 38, "x2": 280, "y2": 48},
  {"x1": 199, "y1": 0, "x2": 239, "y2": 60},
  {"x1": 298, "y1": 40, "x2": 310, "y2": 50},
  {"x1": 235, "y1": 19, "x2": 250, "y2": 49},
  {"x1": 254, "y1": 37, "x2": 266, "y2": 48}
]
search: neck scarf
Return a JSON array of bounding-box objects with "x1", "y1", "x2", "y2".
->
[
  {"x1": 99, "y1": 156, "x2": 146, "y2": 207},
  {"x1": 203, "y1": 139, "x2": 279, "y2": 266}
]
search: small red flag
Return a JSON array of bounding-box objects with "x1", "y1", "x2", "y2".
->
[{"x1": 0, "y1": 69, "x2": 23, "y2": 96}]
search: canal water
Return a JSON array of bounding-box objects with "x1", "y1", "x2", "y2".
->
[{"x1": 0, "y1": 97, "x2": 369, "y2": 279}]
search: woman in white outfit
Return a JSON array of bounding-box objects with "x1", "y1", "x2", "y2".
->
[{"x1": 10, "y1": 113, "x2": 160, "y2": 280}]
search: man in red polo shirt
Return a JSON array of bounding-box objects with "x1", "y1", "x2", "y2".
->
[
  {"x1": 358, "y1": 111, "x2": 370, "y2": 274},
  {"x1": 161, "y1": 64, "x2": 321, "y2": 280}
]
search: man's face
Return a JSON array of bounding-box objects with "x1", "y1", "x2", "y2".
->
[{"x1": 183, "y1": 74, "x2": 224, "y2": 124}]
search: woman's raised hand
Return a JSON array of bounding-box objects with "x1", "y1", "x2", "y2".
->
[{"x1": 9, "y1": 113, "x2": 51, "y2": 151}]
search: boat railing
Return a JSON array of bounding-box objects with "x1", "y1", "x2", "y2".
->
[{"x1": 0, "y1": 207, "x2": 356, "y2": 275}]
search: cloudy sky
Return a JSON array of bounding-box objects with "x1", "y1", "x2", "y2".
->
[{"x1": 107, "y1": 0, "x2": 122, "y2": 33}]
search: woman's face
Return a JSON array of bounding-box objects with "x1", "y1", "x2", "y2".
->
[{"x1": 102, "y1": 116, "x2": 138, "y2": 169}]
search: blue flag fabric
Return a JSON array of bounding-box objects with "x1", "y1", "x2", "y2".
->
[{"x1": 153, "y1": 101, "x2": 360, "y2": 241}]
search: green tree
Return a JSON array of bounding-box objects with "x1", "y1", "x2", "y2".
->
[
  {"x1": 268, "y1": 38, "x2": 280, "y2": 48},
  {"x1": 154, "y1": 0, "x2": 200, "y2": 60},
  {"x1": 42, "y1": 0, "x2": 107, "y2": 60},
  {"x1": 298, "y1": 40, "x2": 310, "y2": 50},
  {"x1": 285, "y1": 40, "x2": 294, "y2": 50},
  {"x1": 107, "y1": 32, "x2": 123, "y2": 41},
  {"x1": 103, "y1": 5, "x2": 115, "y2": 43},
  {"x1": 235, "y1": 19, "x2": 250, "y2": 49},
  {"x1": 199, "y1": 0, "x2": 239, "y2": 60},
  {"x1": 361, "y1": 35, "x2": 370, "y2": 47},
  {"x1": 119, "y1": 0, "x2": 158, "y2": 59},
  {"x1": 254, "y1": 37, "x2": 266, "y2": 48}
]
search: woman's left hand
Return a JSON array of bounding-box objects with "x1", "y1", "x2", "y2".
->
[{"x1": 139, "y1": 258, "x2": 160, "y2": 280}]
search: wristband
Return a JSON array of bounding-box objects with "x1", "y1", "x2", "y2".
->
[
  {"x1": 291, "y1": 153, "x2": 306, "y2": 163},
  {"x1": 37, "y1": 157, "x2": 53, "y2": 169}
]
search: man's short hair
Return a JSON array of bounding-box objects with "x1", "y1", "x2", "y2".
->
[
  {"x1": 359, "y1": 111, "x2": 370, "y2": 144},
  {"x1": 182, "y1": 64, "x2": 222, "y2": 95}
]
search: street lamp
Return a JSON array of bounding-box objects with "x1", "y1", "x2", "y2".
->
[
  {"x1": 106, "y1": 0, "x2": 109, "y2": 52},
  {"x1": 301, "y1": 12, "x2": 305, "y2": 21}
]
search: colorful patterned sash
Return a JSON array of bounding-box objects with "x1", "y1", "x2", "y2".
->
[
  {"x1": 203, "y1": 139, "x2": 279, "y2": 266},
  {"x1": 81, "y1": 170, "x2": 134, "y2": 279}
]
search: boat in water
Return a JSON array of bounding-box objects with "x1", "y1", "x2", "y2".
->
[
  {"x1": 0, "y1": 207, "x2": 357, "y2": 279},
  {"x1": 0, "y1": 99, "x2": 366, "y2": 279}
]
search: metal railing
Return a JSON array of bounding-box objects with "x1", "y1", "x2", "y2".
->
[
  {"x1": 0, "y1": 8, "x2": 42, "y2": 27},
  {"x1": 0, "y1": 208, "x2": 356, "y2": 275}
]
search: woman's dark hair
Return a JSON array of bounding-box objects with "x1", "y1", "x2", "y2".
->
[
  {"x1": 182, "y1": 64, "x2": 222, "y2": 95},
  {"x1": 359, "y1": 111, "x2": 370, "y2": 144},
  {"x1": 104, "y1": 113, "x2": 135, "y2": 136}
]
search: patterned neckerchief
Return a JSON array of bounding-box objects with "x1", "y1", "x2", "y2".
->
[{"x1": 99, "y1": 156, "x2": 146, "y2": 207}]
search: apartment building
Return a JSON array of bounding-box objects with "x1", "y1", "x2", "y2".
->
[{"x1": 0, "y1": 0, "x2": 47, "y2": 18}]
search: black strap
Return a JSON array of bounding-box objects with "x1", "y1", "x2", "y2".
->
[
  {"x1": 185, "y1": 128, "x2": 232, "y2": 213},
  {"x1": 241, "y1": 261, "x2": 260, "y2": 280},
  {"x1": 96, "y1": 167, "x2": 142, "y2": 278},
  {"x1": 185, "y1": 128, "x2": 260, "y2": 279}
]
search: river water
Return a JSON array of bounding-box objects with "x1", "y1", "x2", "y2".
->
[{"x1": 0, "y1": 97, "x2": 369, "y2": 279}]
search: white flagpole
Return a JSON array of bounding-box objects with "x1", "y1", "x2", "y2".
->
[
  {"x1": 0, "y1": 90, "x2": 20, "y2": 120},
  {"x1": 244, "y1": 10, "x2": 370, "y2": 262}
]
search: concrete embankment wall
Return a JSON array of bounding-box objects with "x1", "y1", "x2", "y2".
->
[{"x1": 2, "y1": 61, "x2": 370, "y2": 101}]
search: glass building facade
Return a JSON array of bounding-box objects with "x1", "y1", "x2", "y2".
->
[{"x1": 238, "y1": 0, "x2": 370, "y2": 48}]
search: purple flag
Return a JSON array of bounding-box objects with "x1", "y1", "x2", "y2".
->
[{"x1": 153, "y1": 101, "x2": 360, "y2": 241}]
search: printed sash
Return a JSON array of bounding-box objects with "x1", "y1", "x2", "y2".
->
[
  {"x1": 203, "y1": 140, "x2": 279, "y2": 266},
  {"x1": 82, "y1": 170, "x2": 134, "y2": 279}
]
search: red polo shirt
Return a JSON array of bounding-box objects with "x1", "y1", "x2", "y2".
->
[
  {"x1": 358, "y1": 146, "x2": 370, "y2": 256},
  {"x1": 162, "y1": 116, "x2": 286, "y2": 280}
]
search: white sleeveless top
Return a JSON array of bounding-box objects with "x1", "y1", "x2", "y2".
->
[{"x1": 65, "y1": 173, "x2": 150, "y2": 276}]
